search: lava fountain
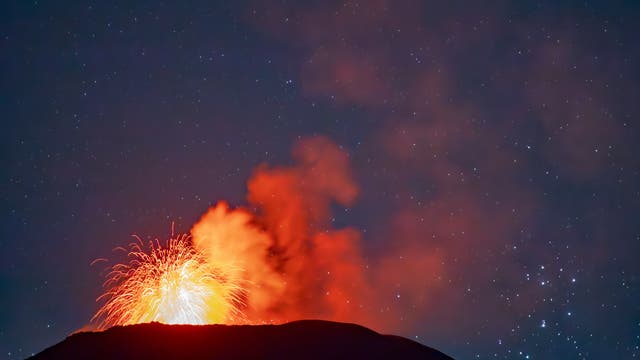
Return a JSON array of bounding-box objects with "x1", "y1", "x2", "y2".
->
[
  {"x1": 92, "y1": 136, "x2": 378, "y2": 330},
  {"x1": 93, "y1": 232, "x2": 244, "y2": 329}
]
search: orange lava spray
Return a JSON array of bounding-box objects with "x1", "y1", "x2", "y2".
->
[
  {"x1": 93, "y1": 231, "x2": 245, "y2": 329},
  {"x1": 91, "y1": 136, "x2": 386, "y2": 331}
]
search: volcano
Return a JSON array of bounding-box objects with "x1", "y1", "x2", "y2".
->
[{"x1": 31, "y1": 320, "x2": 454, "y2": 359}]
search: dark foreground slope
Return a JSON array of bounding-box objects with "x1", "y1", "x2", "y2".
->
[{"x1": 32, "y1": 320, "x2": 454, "y2": 360}]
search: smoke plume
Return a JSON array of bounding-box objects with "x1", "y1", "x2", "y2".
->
[{"x1": 190, "y1": 136, "x2": 374, "y2": 325}]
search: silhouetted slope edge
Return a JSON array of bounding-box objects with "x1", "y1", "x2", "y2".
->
[{"x1": 32, "y1": 320, "x2": 454, "y2": 359}]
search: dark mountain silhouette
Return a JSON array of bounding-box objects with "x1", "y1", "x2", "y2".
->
[{"x1": 31, "y1": 320, "x2": 454, "y2": 359}]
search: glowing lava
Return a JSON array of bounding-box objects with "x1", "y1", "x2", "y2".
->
[
  {"x1": 91, "y1": 137, "x2": 381, "y2": 330},
  {"x1": 93, "y1": 233, "x2": 244, "y2": 329}
]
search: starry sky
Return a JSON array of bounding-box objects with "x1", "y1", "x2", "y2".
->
[{"x1": 2, "y1": 1, "x2": 640, "y2": 359}]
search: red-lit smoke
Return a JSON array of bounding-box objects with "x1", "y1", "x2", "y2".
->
[{"x1": 191, "y1": 136, "x2": 372, "y2": 324}]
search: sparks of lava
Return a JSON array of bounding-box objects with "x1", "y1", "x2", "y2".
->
[{"x1": 93, "y1": 232, "x2": 245, "y2": 329}]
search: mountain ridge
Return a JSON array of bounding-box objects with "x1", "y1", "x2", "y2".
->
[{"x1": 31, "y1": 319, "x2": 454, "y2": 359}]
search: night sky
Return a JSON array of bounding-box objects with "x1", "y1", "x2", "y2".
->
[{"x1": 2, "y1": 1, "x2": 640, "y2": 359}]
